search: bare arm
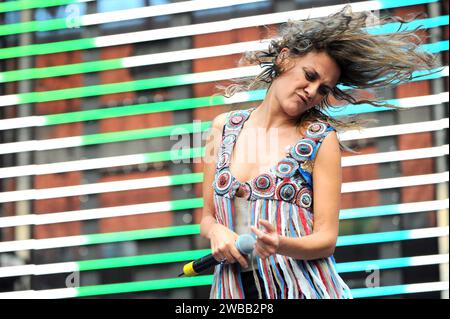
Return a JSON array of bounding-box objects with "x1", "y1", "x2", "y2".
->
[
  {"x1": 252, "y1": 131, "x2": 342, "y2": 261},
  {"x1": 199, "y1": 111, "x2": 249, "y2": 268},
  {"x1": 199, "y1": 112, "x2": 228, "y2": 239}
]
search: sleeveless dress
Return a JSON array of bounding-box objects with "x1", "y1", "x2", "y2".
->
[{"x1": 210, "y1": 106, "x2": 353, "y2": 299}]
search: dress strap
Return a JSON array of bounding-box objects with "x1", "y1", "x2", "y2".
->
[
  {"x1": 304, "y1": 121, "x2": 336, "y2": 162},
  {"x1": 216, "y1": 107, "x2": 256, "y2": 171},
  {"x1": 290, "y1": 120, "x2": 336, "y2": 188}
]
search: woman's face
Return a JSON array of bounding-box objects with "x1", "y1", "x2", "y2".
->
[{"x1": 272, "y1": 49, "x2": 341, "y2": 118}]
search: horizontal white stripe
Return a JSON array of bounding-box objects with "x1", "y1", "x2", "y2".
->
[
  {"x1": 0, "y1": 116, "x2": 46, "y2": 130},
  {"x1": 342, "y1": 172, "x2": 449, "y2": 193},
  {"x1": 0, "y1": 200, "x2": 172, "y2": 227},
  {"x1": 0, "y1": 93, "x2": 447, "y2": 155},
  {"x1": 409, "y1": 227, "x2": 449, "y2": 240},
  {"x1": 397, "y1": 92, "x2": 449, "y2": 108},
  {"x1": 1, "y1": 281, "x2": 448, "y2": 299},
  {"x1": 0, "y1": 94, "x2": 19, "y2": 107},
  {"x1": 0, "y1": 288, "x2": 78, "y2": 299},
  {"x1": 338, "y1": 118, "x2": 449, "y2": 141},
  {"x1": 0, "y1": 143, "x2": 446, "y2": 181},
  {"x1": 341, "y1": 145, "x2": 449, "y2": 167},
  {"x1": 0, "y1": 224, "x2": 446, "y2": 254},
  {"x1": 397, "y1": 199, "x2": 449, "y2": 214},
  {"x1": 0, "y1": 154, "x2": 146, "y2": 179},
  {"x1": 0, "y1": 136, "x2": 82, "y2": 155},
  {"x1": 0, "y1": 262, "x2": 78, "y2": 278},
  {"x1": 93, "y1": 1, "x2": 380, "y2": 48},
  {"x1": 0, "y1": 192, "x2": 446, "y2": 227},
  {"x1": 121, "y1": 39, "x2": 269, "y2": 68},
  {"x1": 409, "y1": 254, "x2": 449, "y2": 267},
  {"x1": 0, "y1": 235, "x2": 89, "y2": 253},
  {"x1": 0, "y1": 175, "x2": 173, "y2": 203},
  {"x1": 0, "y1": 90, "x2": 446, "y2": 131},
  {"x1": 0, "y1": 252, "x2": 446, "y2": 279},
  {"x1": 82, "y1": 0, "x2": 266, "y2": 26},
  {"x1": 405, "y1": 281, "x2": 449, "y2": 294},
  {"x1": 0, "y1": 165, "x2": 446, "y2": 203}
]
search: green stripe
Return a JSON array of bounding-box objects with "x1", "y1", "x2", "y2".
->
[
  {"x1": 44, "y1": 95, "x2": 224, "y2": 126},
  {"x1": 1, "y1": 59, "x2": 123, "y2": 83},
  {"x1": 0, "y1": 0, "x2": 81, "y2": 13},
  {"x1": 142, "y1": 147, "x2": 205, "y2": 164},
  {"x1": 77, "y1": 249, "x2": 210, "y2": 272},
  {"x1": 169, "y1": 173, "x2": 204, "y2": 187},
  {"x1": 11, "y1": 64, "x2": 447, "y2": 106},
  {"x1": 80, "y1": 121, "x2": 211, "y2": 146},
  {"x1": 16, "y1": 74, "x2": 186, "y2": 105},
  {"x1": 2, "y1": 2, "x2": 445, "y2": 37},
  {"x1": 1, "y1": 17, "x2": 447, "y2": 78},
  {"x1": 0, "y1": 38, "x2": 95, "y2": 60},
  {"x1": 76, "y1": 275, "x2": 214, "y2": 297},
  {"x1": 0, "y1": 18, "x2": 69, "y2": 36},
  {"x1": 86, "y1": 223, "x2": 201, "y2": 246},
  {"x1": 0, "y1": 1, "x2": 443, "y2": 60}
]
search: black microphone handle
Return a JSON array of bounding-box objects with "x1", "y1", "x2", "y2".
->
[{"x1": 192, "y1": 254, "x2": 220, "y2": 274}]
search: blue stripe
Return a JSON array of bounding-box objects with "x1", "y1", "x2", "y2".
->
[
  {"x1": 351, "y1": 284, "x2": 408, "y2": 298},
  {"x1": 378, "y1": 0, "x2": 438, "y2": 8},
  {"x1": 297, "y1": 260, "x2": 321, "y2": 298},
  {"x1": 422, "y1": 40, "x2": 449, "y2": 53},
  {"x1": 366, "y1": 16, "x2": 448, "y2": 35},
  {"x1": 339, "y1": 203, "x2": 405, "y2": 220},
  {"x1": 336, "y1": 256, "x2": 415, "y2": 273},
  {"x1": 288, "y1": 204, "x2": 297, "y2": 238},
  {"x1": 337, "y1": 229, "x2": 415, "y2": 246},
  {"x1": 226, "y1": 197, "x2": 234, "y2": 231},
  {"x1": 269, "y1": 255, "x2": 286, "y2": 299}
]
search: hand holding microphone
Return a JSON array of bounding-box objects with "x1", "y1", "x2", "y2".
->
[{"x1": 178, "y1": 233, "x2": 256, "y2": 277}]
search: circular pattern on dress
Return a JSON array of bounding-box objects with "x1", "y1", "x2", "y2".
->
[
  {"x1": 229, "y1": 114, "x2": 244, "y2": 126},
  {"x1": 276, "y1": 180, "x2": 298, "y2": 202},
  {"x1": 222, "y1": 133, "x2": 236, "y2": 146},
  {"x1": 274, "y1": 157, "x2": 299, "y2": 178},
  {"x1": 306, "y1": 122, "x2": 328, "y2": 138},
  {"x1": 228, "y1": 180, "x2": 241, "y2": 197},
  {"x1": 217, "y1": 152, "x2": 230, "y2": 170},
  {"x1": 290, "y1": 139, "x2": 316, "y2": 162},
  {"x1": 296, "y1": 187, "x2": 313, "y2": 209},
  {"x1": 251, "y1": 173, "x2": 276, "y2": 198},
  {"x1": 239, "y1": 182, "x2": 252, "y2": 200},
  {"x1": 213, "y1": 169, "x2": 233, "y2": 195}
]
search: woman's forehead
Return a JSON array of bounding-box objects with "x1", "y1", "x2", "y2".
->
[{"x1": 292, "y1": 52, "x2": 340, "y2": 85}]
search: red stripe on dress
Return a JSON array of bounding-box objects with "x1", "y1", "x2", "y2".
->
[
  {"x1": 315, "y1": 261, "x2": 330, "y2": 295},
  {"x1": 284, "y1": 256, "x2": 302, "y2": 298},
  {"x1": 276, "y1": 200, "x2": 282, "y2": 235},
  {"x1": 234, "y1": 269, "x2": 244, "y2": 299},
  {"x1": 262, "y1": 261, "x2": 274, "y2": 299},
  {"x1": 220, "y1": 197, "x2": 227, "y2": 227},
  {"x1": 221, "y1": 268, "x2": 225, "y2": 298},
  {"x1": 299, "y1": 208, "x2": 310, "y2": 235}
]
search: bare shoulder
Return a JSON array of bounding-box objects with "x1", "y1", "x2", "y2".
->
[
  {"x1": 211, "y1": 111, "x2": 229, "y2": 131},
  {"x1": 315, "y1": 130, "x2": 341, "y2": 166}
]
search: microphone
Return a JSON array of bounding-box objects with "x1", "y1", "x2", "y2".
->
[{"x1": 178, "y1": 234, "x2": 256, "y2": 277}]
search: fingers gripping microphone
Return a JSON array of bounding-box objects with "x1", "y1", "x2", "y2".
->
[{"x1": 178, "y1": 234, "x2": 255, "y2": 277}]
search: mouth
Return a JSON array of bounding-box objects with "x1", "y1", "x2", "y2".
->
[{"x1": 296, "y1": 93, "x2": 308, "y2": 105}]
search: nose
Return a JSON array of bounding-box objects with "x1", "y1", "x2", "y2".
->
[{"x1": 304, "y1": 83, "x2": 320, "y2": 100}]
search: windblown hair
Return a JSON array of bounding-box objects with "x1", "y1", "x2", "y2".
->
[{"x1": 214, "y1": 5, "x2": 440, "y2": 151}]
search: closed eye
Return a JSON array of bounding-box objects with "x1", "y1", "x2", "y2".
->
[{"x1": 304, "y1": 70, "x2": 332, "y2": 96}]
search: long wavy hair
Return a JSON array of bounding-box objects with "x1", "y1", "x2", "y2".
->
[{"x1": 213, "y1": 5, "x2": 440, "y2": 152}]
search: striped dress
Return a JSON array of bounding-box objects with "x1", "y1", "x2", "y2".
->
[{"x1": 210, "y1": 106, "x2": 352, "y2": 299}]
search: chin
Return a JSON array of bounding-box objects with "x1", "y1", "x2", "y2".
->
[{"x1": 283, "y1": 103, "x2": 305, "y2": 117}]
